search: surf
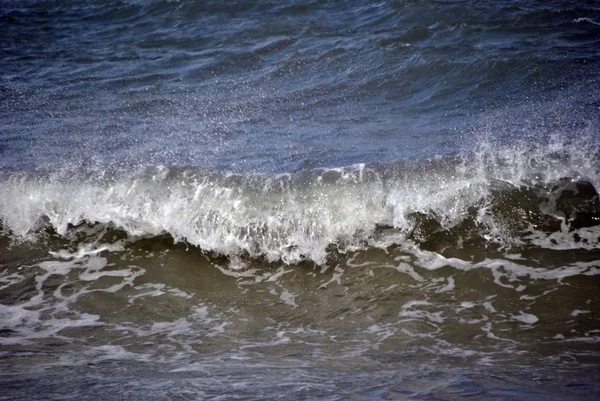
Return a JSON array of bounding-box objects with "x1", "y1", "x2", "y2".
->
[{"x1": 1, "y1": 137, "x2": 598, "y2": 265}]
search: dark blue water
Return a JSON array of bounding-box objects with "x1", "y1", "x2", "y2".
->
[
  {"x1": 2, "y1": 0, "x2": 599, "y2": 172},
  {"x1": 1, "y1": 1, "x2": 600, "y2": 400}
]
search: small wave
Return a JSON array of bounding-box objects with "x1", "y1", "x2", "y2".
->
[{"x1": 573, "y1": 17, "x2": 600, "y2": 27}]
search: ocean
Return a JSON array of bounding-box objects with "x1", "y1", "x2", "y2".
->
[{"x1": 1, "y1": 1, "x2": 600, "y2": 399}]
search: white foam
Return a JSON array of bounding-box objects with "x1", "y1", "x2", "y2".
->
[
  {"x1": 511, "y1": 312, "x2": 539, "y2": 325},
  {"x1": 49, "y1": 243, "x2": 124, "y2": 260},
  {"x1": 525, "y1": 224, "x2": 600, "y2": 251},
  {"x1": 1, "y1": 134, "x2": 597, "y2": 264},
  {"x1": 318, "y1": 266, "x2": 344, "y2": 289},
  {"x1": 573, "y1": 17, "x2": 600, "y2": 27},
  {"x1": 0, "y1": 255, "x2": 148, "y2": 346},
  {"x1": 481, "y1": 322, "x2": 518, "y2": 344},
  {"x1": 436, "y1": 276, "x2": 455, "y2": 293},
  {"x1": 0, "y1": 271, "x2": 26, "y2": 291},
  {"x1": 399, "y1": 301, "x2": 444, "y2": 323},
  {"x1": 86, "y1": 344, "x2": 153, "y2": 362},
  {"x1": 404, "y1": 246, "x2": 600, "y2": 289},
  {"x1": 365, "y1": 323, "x2": 398, "y2": 343},
  {"x1": 128, "y1": 282, "x2": 193, "y2": 304},
  {"x1": 395, "y1": 262, "x2": 424, "y2": 282},
  {"x1": 279, "y1": 290, "x2": 298, "y2": 309}
]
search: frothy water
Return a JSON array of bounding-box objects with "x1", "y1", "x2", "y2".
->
[
  {"x1": 2, "y1": 137, "x2": 600, "y2": 399},
  {"x1": 2, "y1": 238, "x2": 599, "y2": 400},
  {"x1": 2, "y1": 136, "x2": 599, "y2": 264},
  {"x1": 2, "y1": 0, "x2": 600, "y2": 399}
]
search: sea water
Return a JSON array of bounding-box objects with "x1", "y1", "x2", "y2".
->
[{"x1": 1, "y1": 1, "x2": 600, "y2": 400}]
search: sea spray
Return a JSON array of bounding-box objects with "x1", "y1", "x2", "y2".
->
[{"x1": 1, "y1": 137, "x2": 599, "y2": 264}]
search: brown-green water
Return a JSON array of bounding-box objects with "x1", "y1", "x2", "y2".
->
[{"x1": 2, "y1": 233, "x2": 599, "y2": 400}]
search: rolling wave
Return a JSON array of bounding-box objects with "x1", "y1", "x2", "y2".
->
[{"x1": 1, "y1": 138, "x2": 598, "y2": 264}]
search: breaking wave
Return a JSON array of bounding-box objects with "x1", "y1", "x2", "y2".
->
[{"x1": 1, "y1": 137, "x2": 599, "y2": 264}]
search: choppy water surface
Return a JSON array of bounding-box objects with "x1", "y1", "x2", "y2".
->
[{"x1": 1, "y1": 0, "x2": 600, "y2": 399}]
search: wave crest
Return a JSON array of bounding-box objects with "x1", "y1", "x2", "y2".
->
[{"x1": 1, "y1": 138, "x2": 599, "y2": 264}]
